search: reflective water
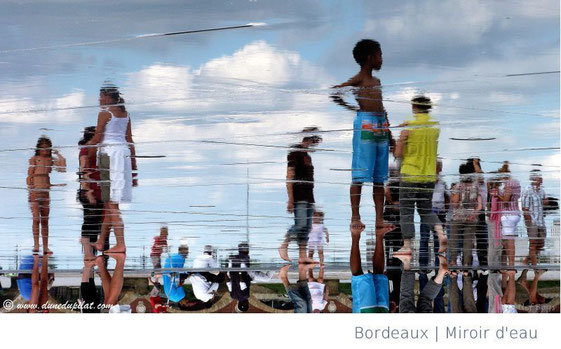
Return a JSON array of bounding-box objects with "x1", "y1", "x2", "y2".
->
[{"x1": 0, "y1": 0, "x2": 559, "y2": 313}]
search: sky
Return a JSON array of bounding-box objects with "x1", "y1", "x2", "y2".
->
[{"x1": 0, "y1": 0, "x2": 559, "y2": 271}]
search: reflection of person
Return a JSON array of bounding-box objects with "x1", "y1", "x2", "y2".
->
[
  {"x1": 27, "y1": 254, "x2": 54, "y2": 313},
  {"x1": 150, "y1": 225, "x2": 169, "y2": 269},
  {"x1": 449, "y1": 271, "x2": 477, "y2": 313},
  {"x1": 80, "y1": 258, "x2": 101, "y2": 313},
  {"x1": 332, "y1": 39, "x2": 392, "y2": 232},
  {"x1": 522, "y1": 170, "x2": 547, "y2": 266},
  {"x1": 89, "y1": 85, "x2": 137, "y2": 254},
  {"x1": 396, "y1": 254, "x2": 448, "y2": 313},
  {"x1": 500, "y1": 270, "x2": 518, "y2": 313},
  {"x1": 95, "y1": 253, "x2": 126, "y2": 308},
  {"x1": 493, "y1": 162, "x2": 521, "y2": 267},
  {"x1": 308, "y1": 263, "x2": 329, "y2": 313},
  {"x1": 78, "y1": 126, "x2": 106, "y2": 259},
  {"x1": 350, "y1": 224, "x2": 394, "y2": 313},
  {"x1": 449, "y1": 164, "x2": 482, "y2": 267},
  {"x1": 517, "y1": 269, "x2": 550, "y2": 308},
  {"x1": 278, "y1": 130, "x2": 322, "y2": 262},
  {"x1": 307, "y1": 210, "x2": 329, "y2": 265},
  {"x1": 227, "y1": 242, "x2": 251, "y2": 312},
  {"x1": 189, "y1": 245, "x2": 226, "y2": 304},
  {"x1": 278, "y1": 263, "x2": 316, "y2": 313},
  {"x1": 27, "y1": 136, "x2": 66, "y2": 254},
  {"x1": 394, "y1": 96, "x2": 446, "y2": 255}
]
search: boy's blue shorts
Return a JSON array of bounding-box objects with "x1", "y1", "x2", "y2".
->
[
  {"x1": 351, "y1": 273, "x2": 390, "y2": 313},
  {"x1": 352, "y1": 111, "x2": 389, "y2": 184}
]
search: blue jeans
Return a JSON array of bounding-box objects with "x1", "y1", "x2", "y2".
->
[
  {"x1": 419, "y1": 273, "x2": 445, "y2": 313},
  {"x1": 287, "y1": 201, "x2": 314, "y2": 245},
  {"x1": 419, "y1": 211, "x2": 446, "y2": 267},
  {"x1": 286, "y1": 280, "x2": 312, "y2": 313}
]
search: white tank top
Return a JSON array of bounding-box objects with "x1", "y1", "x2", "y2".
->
[{"x1": 102, "y1": 110, "x2": 129, "y2": 145}]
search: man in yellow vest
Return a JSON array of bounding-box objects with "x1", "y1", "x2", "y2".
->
[{"x1": 394, "y1": 96, "x2": 447, "y2": 256}]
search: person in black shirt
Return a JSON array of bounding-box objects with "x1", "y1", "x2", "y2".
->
[{"x1": 279, "y1": 129, "x2": 322, "y2": 263}]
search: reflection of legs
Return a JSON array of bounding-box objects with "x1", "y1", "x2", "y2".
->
[
  {"x1": 399, "y1": 270, "x2": 415, "y2": 313},
  {"x1": 30, "y1": 200, "x2": 40, "y2": 252},
  {"x1": 475, "y1": 213, "x2": 488, "y2": 266},
  {"x1": 93, "y1": 204, "x2": 111, "y2": 252},
  {"x1": 501, "y1": 270, "x2": 516, "y2": 305},
  {"x1": 350, "y1": 223, "x2": 365, "y2": 276},
  {"x1": 449, "y1": 223, "x2": 460, "y2": 266},
  {"x1": 40, "y1": 197, "x2": 51, "y2": 254},
  {"x1": 95, "y1": 256, "x2": 112, "y2": 300},
  {"x1": 280, "y1": 264, "x2": 314, "y2": 313},
  {"x1": 449, "y1": 274, "x2": 462, "y2": 313},
  {"x1": 462, "y1": 223, "x2": 476, "y2": 267},
  {"x1": 462, "y1": 272, "x2": 477, "y2": 313},
  {"x1": 374, "y1": 226, "x2": 393, "y2": 275},
  {"x1": 503, "y1": 239, "x2": 515, "y2": 267},
  {"x1": 417, "y1": 255, "x2": 447, "y2": 313},
  {"x1": 373, "y1": 183, "x2": 386, "y2": 227},
  {"x1": 99, "y1": 253, "x2": 126, "y2": 305},
  {"x1": 350, "y1": 183, "x2": 365, "y2": 229},
  {"x1": 419, "y1": 223, "x2": 430, "y2": 268},
  {"x1": 397, "y1": 183, "x2": 415, "y2": 254},
  {"x1": 105, "y1": 203, "x2": 125, "y2": 253}
]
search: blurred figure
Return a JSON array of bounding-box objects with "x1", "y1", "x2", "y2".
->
[
  {"x1": 448, "y1": 271, "x2": 477, "y2": 313},
  {"x1": 150, "y1": 225, "x2": 169, "y2": 269},
  {"x1": 522, "y1": 170, "x2": 548, "y2": 266},
  {"x1": 449, "y1": 164, "x2": 482, "y2": 267},
  {"x1": 394, "y1": 96, "x2": 446, "y2": 255},
  {"x1": 189, "y1": 245, "x2": 226, "y2": 305},
  {"x1": 350, "y1": 223, "x2": 395, "y2": 313},
  {"x1": 278, "y1": 263, "x2": 316, "y2": 313},
  {"x1": 95, "y1": 252, "x2": 126, "y2": 309},
  {"x1": 308, "y1": 263, "x2": 329, "y2": 313},
  {"x1": 78, "y1": 126, "x2": 106, "y2": 259},
  {"x1": 88, "y1": 84, "x2": 137, "y2": 254},
  {"x1": 79, "y1": 257, "x2": 101, "y2": 313},
  {"x1": 307, "y1": 210, "x2": 329, "y2": 265},
  {"x1": 16, "y1": 254, "x2": 54, "y2": 313},
  {"x1": 493, "y1": 162, "x2": 521, "y2": 267},
  {"x1": 27, "y1": 136, "x2": 66, "y2": 254},
  {"x1": 227, "y1": 242, "x2": 251, "y2": 312},
  {"x1": 332, "y1": 39, "x2": 393, "y2": 232},
  {"x1": 279, "y1": 129, "x2": 322, "y2": 262},
  {"x1": 397, "y1": 253, "x2": 448, "y2": 313},
  {"x1": 466, "y1": 157, "x2": 488, "y2": 266}
]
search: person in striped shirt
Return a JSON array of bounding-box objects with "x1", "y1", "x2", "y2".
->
[{"x1": 522, "y1": 170, "x2": 548, "y2": 266}]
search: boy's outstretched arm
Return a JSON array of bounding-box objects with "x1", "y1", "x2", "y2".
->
[{"x1": 330, "y1": 95, "x2": 359, "y2": 112}]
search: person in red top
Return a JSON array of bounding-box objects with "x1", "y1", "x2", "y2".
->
[
  {"x1": 78, "y1": 126, "x2": 106, "y2": 259},
  {"x1": 150, "y1": 225, "x2": 169, "y2": 269}
]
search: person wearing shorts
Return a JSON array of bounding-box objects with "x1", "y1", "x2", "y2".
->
[
  {"x1": 522, "y1": 170, "x2": 547, "y2": 266},
  {"x1": 350, "y1": 221, "x2": 395, "y2": 313}
]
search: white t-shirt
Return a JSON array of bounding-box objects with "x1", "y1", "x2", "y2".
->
[
  {"x1": 190, "y1": 254, "x2": 219, "y2": 303},
  {"x1": 432, "y1": 177, "x2": 447, "y2": 211},
  {"x1": 308, "y1": 282, "x2": 327, "y2": 312}
]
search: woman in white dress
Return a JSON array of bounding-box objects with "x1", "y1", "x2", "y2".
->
[{"x1": 88, "y1": 85, "x2": 137, "y2": 253}]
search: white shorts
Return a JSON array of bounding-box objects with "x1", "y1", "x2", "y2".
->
[{"x1": 501, "y1": 213, "x2": 520, "y2": 237}]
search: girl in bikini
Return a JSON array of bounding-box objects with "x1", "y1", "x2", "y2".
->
[{"x1": 27, "y1": 136, "x2": 66, "y2": 254}]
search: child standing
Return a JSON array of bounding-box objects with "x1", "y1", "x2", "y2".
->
[
  {"x1": 332, "y1": 39, "x2": 392, "y2": 232},
  {"x1": 307, "y1": 210, "x2": 329, "y2": 265}
]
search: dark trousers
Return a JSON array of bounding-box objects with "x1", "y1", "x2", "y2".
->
[{"x1": 399, "y1": 271, "x2": 442, "y2": 313}]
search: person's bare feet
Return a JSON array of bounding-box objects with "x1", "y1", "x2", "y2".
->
[
  {"x1": 278, "y1": 264, "x2": 291, "y2": 283},
  {"x1": 43, "y1": 247, "x2": 53, "y2": 255},
  {"x1": 32, "y1": 245, "x2": 40, "y2": 253},
  {"x1": 437, "y1": 255, "x2": 449, "y2": 275},
  {"x1": 105, "y1": 244, "x2": 126, "y2": 254},
  {"x1": 394, "y1": 246, "x2": 412, "y2": 256},
  {"x1": 350, "y1": 217, "x2": 365, "y2": 233},
  {"x1": 376, "y1": 224, "x2": 395, "y2": 238},
  {"x1": 516, "y1": 269, "x2": 529, "y2": 289},
  {"x1": 395, "y1": 254, "x2": 411, "y2": 271},
  {"x1": 91, "y1": 240, "x2": 105, "y2": 252},
  {"x1": 535, "y1": 269, "x2": 547, "y2": 279},
  {"x1": 94, "y1": 255, "x2": 106, "y2": 268},
  {"x1": 521, "y1": 256, "x2": 531, "y2": 266},
  {"x1": 278, "y1": 245, "x2": 291, "y2": 262},
  {"x1": 105, "y1": 251, "x2": 126, "y2": 263},
  {"x1": 298, "y1": 256, "x2": 318, "y2": 264},
  {"x1": 350, "y1": 221, "x2": 365, "y2": 239},
  {"x1": 298, "y1": 261, "x2": 317, "y2": 274},
  {"x1": 436, "y1": 229, "x2": 448, "y2": 253}
]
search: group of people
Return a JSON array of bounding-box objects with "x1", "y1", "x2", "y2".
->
[
  {"x1": 20, "y1": 39, "x2": 557, "y2": 314},
  {"x1": 282, "y1": 39, "x2": 557, "y2": 313}
]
